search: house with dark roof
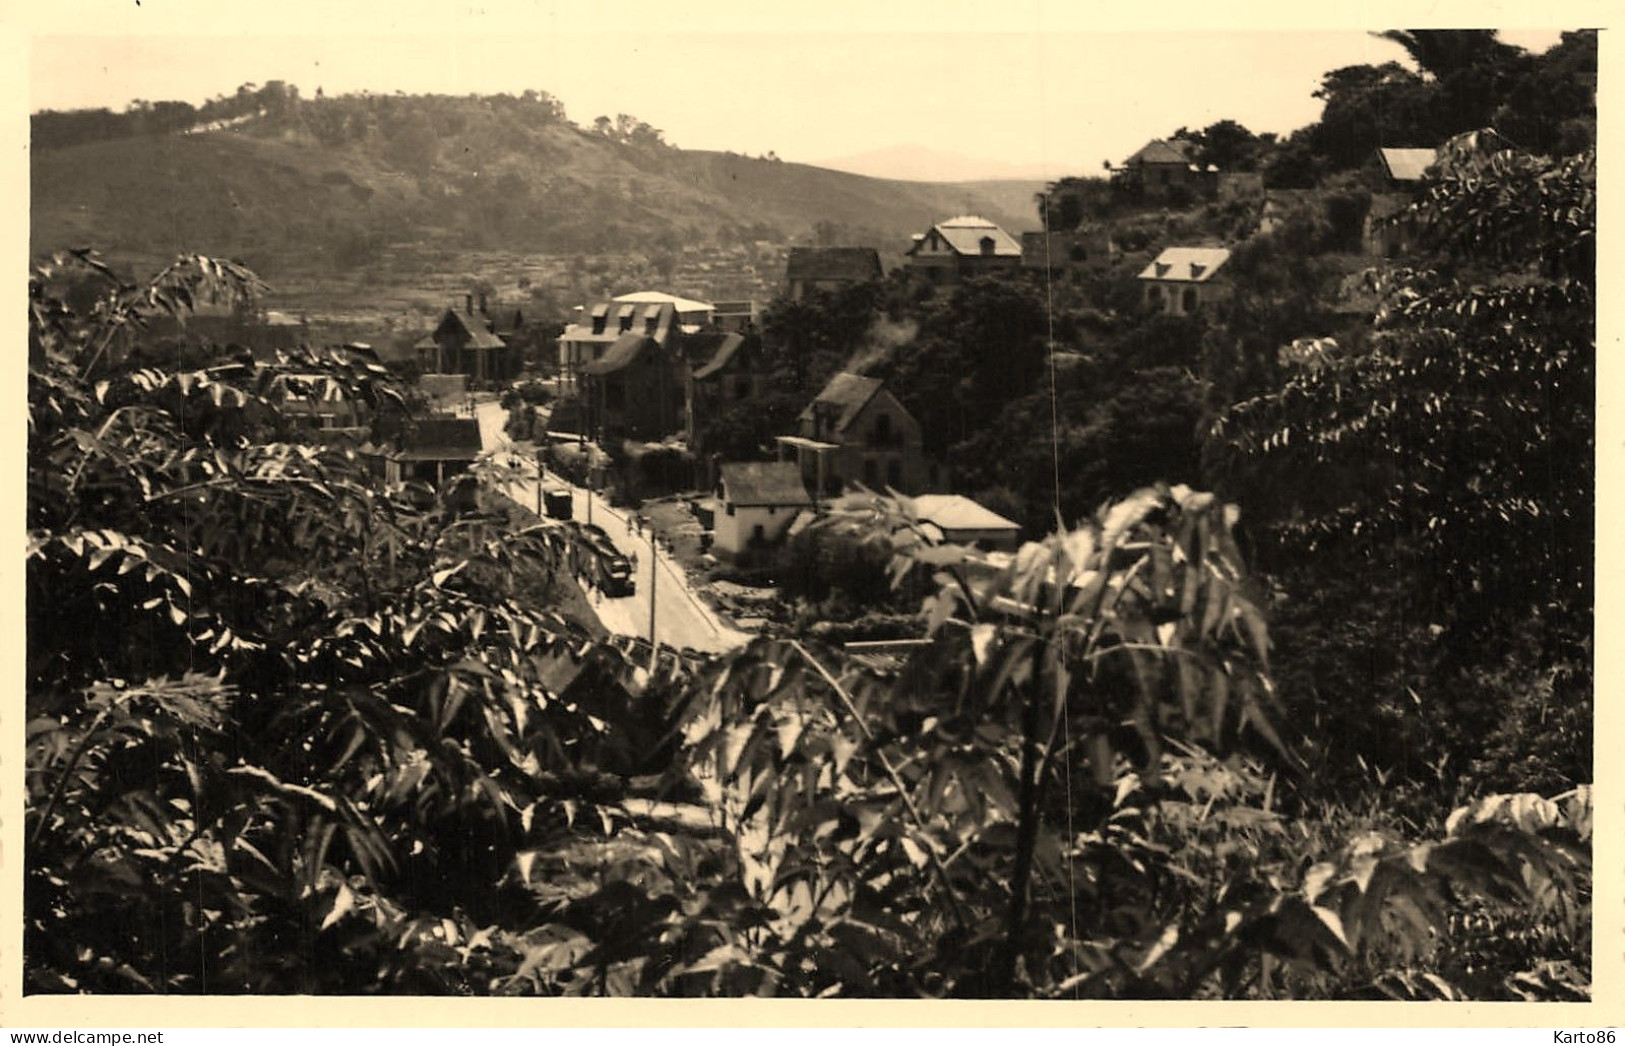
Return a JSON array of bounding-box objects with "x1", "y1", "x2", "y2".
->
[
  {"x1": 1138, "y1": 247, "x2": 1232, "y2": 315},
  {"x1": 683, "y1": 331, "x2": 764, "y2": 454},
  {"x1": 1115, "y1": 138, "x2": 1218, "y2": 200},
  {"x1": 774, "y1": 371, "x2": 934, "y2": 498},
  {"x1": 380, "y1": 415, "x2": 484, "y2": 487},
  {"x1": 1020, "y1": 227, "x2": 1117, "y2": 276},
  {"x1": 713, "y1": 461, "x2": 812, "y2": 561},
  {"x1": 415, "y1": 295, "x2": 516, "y2": 383},
  {"x1": 784, "y1": 247, "x2": 883, "y2": 300},
  {"x1": 904, "y1": 216, "x2": 1022, "y2": 286},
  {"x1": 557, "y1": 300, "x2": 680, "y2": 396},
  {"x1": 579, "y1": 333, "x2": 684, "y2": 442}
]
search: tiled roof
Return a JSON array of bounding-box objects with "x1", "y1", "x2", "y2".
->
[
  {"x1": 1125, "y1": 138, "x2": 1195, "y2": 166},
  {"x1": 1138, "y1": 246, "x2": 1232, "y2": 284},
  {"x1": 911, "y1": 494, "x2": 1021, "y2": 534},
  {"x1": 1378, "y1": 147, "x2": 1439, "y2": 183},
  {"x1": 786, "y1": 247, "x2": 883, "y2": 283},
  {"x1": 799, "y1": 372, "x2": 884, "y2": 434},
  {"x1": 719, "y1": 461, "x2": 812, "y2": 508}
]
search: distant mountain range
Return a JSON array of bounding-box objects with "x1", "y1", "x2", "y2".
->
[
  {"x1": 811, "y1": 143, "x2": 1082, "y2": 184},
  {"x1": 31, "y1": 98, "x2": 1049, "y2": 288}
]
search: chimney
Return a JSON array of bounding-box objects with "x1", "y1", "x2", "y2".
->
[
  {"x1": 464, "y1": 293, "x2": 473, "y2": 315},
  {"x1": 478, "y1": 291, "x2": 488, "y2": 315}
]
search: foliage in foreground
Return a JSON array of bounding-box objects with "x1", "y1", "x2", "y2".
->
[{"x1": 26, "y1": 253, "x2": 1589, "y2": 998}]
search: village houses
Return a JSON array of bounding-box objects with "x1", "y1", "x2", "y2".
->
[{"x1": 1365, "y1": 146, "x2": 1439, "y2": 257}]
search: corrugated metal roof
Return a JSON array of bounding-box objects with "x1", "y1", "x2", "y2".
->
[
  {"x1": 613, "y1": 290, "x2": 715, "y2": 314},
  {"x1": 719, "y1": 461, "x2": 812, "y2": 508},
  {"x1": 911, "y1": 494, "x2": 1021, "y2": 534},
  {"x1": 1138, "y1": 247, "x2": 1232, "y2": 284},
  {"x1": 1379, "y1": 147, "x2": 1439, "y2": 183},
  {"x1": 917, "y1": 217, "x2": 1022, "y2": 258}
]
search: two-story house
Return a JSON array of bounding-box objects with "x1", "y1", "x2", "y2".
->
[
  {"x1": 578, "y1": 331, "x2": 685, "y2": 443},
  {"x1": 1114, "y1": 138, "x2": 1218, "y2": 201},
  {"x1": 684, "y1": 331, "x2": 763, "y2": 455},
  {"x1": 414, "y1": 294, "x2": 514, "y2": 382},
  {"x1": 557, "y1": 300, "x2": 680, "y2": 395},
  {"x1": 904, "y1": 216, "x2": 1022, "y2": 286},
  {"x1": 775, "y1": 372, "x2": 931, "y2": 498},
  {"x1": 1138, "y1": 247, "x2": 1232, "y2": 316}
]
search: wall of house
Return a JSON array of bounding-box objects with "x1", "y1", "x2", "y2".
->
[
  {"x1": 1143, "y1": 280, "x2": 1228, "y2": 317},
  {"x1": 714, "y1": 501, "x2": 799, "y2": 558},
  {"x1": 828, "y1": 390, "x2": 927, "y2": 494},
  {"x1": 938, "y1": 526, "x2": 1022, "y2": 552}
]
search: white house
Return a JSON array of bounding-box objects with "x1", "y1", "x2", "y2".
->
[
  {"x1": 714, "y1": 461, "x2": 812, "y2": 561},
  {"x1": 1138, "y1": 247, "x2": 1232, "y2": 316}
]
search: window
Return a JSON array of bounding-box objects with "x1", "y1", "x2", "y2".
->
[
  {"x1": 619, "y1": 313, "x2": 634, "y2": 333},
  {"x1": 726, "y1": 502, "x2": 736, "y2": 516},
  {"x1": 873, "y1": 413, "x2": 892, "y2": 445},
  {"x1": 1182, "y1": 288, "x2": 1199, "y2": 313},
  {"x1": 862, "y1": 458, "x2": 878, "y2": 486},
  {"x1": 735, "y1": 378, "x2": 749, "y2": 400},
  {"x1": 1146, "y1": 285, "x2": 1164, "y2": 309},
  {"x1": 980, "y1": 236, "x2": 996, "y2": 256},
  {"x1": 886, "y1": 460, "x2": 902, "y2": 488},
  {"x1": 645, "y1": 312, "x2": 659, "y2": 335}
]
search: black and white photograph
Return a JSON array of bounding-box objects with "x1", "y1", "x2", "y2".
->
[{"x1": 12, "y1": 0, "x2": 1609, "y2": 1019}]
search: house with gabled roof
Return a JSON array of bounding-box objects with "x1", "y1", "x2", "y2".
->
[
  {"x1": 1138, "y1": 247, "x2": 1232, "y2": 315},
  {"x1": 774, "y1": 371, "x2": 935, "y2": 498},
  {"x1": 683, "y1": 331, "x2": 764, "y2": 455},
  {"x1": 379, "y1": 415, "x2": 484, "y2": 487},
  {"x1": 785, "y1": 247, "x2": 883, "y2": 300},
  {"x1": 578, "y1": 331, "x2": 684, "y2": 442},
  {"x1": 1365, "y1": 147, "x2": 1440, "y2": 257},
  {"x1": 1115, "y1": 138, "x2": 1218, "y2": 200},
  {"x1": 904, "y1": 216, "x2": 1022, "y2": 286},
  {"x1": 713, "y1": 461, "x2": 812, "y2": 561},
  {"x1": 415, "y1": 297, "x2": 514, "y2": 383}
]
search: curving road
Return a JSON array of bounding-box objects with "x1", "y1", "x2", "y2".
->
[{"x1": 472, "y1": 400, "x2": 750, "y2": 655}]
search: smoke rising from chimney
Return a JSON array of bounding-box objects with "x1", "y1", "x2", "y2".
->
[{"x1": 845, "y1": 316, "x2": 919, "y2": 374}]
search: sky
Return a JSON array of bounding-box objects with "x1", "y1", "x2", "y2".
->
[{"x1": 19, "y1": 1, "x2": 1588, "y2": 177}]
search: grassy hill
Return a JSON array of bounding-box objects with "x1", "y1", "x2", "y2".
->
[{"x1": 31, "y1": 99, "x2": 1043, "y2": 296}]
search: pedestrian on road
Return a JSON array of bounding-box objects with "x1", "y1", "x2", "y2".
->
[{"x1": 630, "y1": 549, "x2": 638, "y2": 570}]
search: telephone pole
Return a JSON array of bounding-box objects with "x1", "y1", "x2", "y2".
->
[{"x1": 647, "y1": 525, "x2": 657, "y2": 658}]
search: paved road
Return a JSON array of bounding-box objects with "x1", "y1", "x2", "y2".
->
[{"x1": 473, "y1": 400, "x2": 750, "y2": 655}]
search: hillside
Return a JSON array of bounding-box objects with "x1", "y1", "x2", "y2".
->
[{"x1": 31, "y1": 100, "x2": 1042, "y2": 293}]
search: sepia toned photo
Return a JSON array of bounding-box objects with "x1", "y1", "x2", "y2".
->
[{"x1": 16, "y1": 5, "x2": 1602, "y2": 1016}]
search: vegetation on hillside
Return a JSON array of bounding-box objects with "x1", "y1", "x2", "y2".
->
[{"x1": 26, "y1": 30, "x2": 1595, "y2": 1000}]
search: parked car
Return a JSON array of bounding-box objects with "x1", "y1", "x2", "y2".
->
[{"x1": 544, "y1": 488, "x2": 574, "y2": 520}]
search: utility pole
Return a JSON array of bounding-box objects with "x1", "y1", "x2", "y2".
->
[
  {"x1": 586, "y1": 467, "x2": 594, "y2": 527},
  {"x1": 535, "y1": 447, "x2": 543, "y2": 517},
  {"x1": 647, "y1": 524, "x2": 657, "y2": 650}
]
